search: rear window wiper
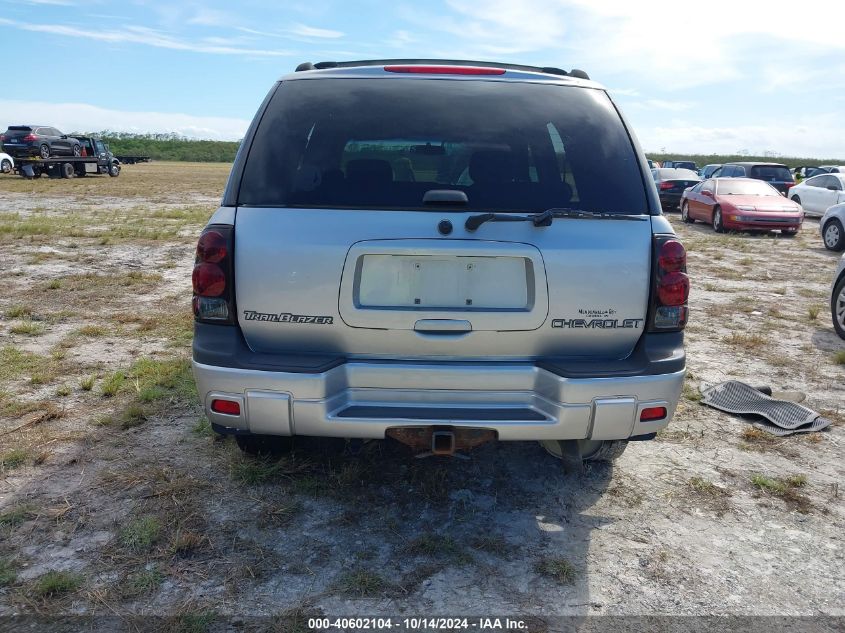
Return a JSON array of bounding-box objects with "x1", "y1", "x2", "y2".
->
[{"x1": 465, "y1": 208, "x2": 647, "y2": 231}]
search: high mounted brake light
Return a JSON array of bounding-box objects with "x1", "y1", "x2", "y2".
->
[
  {"x1": 192, "y1": 225, "x2": 235, "y2": 324},
  {"x1": 649, "y1": 237, "x2": 689, "y2": 331},
  {"x1": 384, "y1": 65, "x2": 505, "y2": 75}
]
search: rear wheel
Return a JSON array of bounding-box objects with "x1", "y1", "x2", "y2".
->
[
  {"x1": 681, "y1": 201, "x2": 694, "y2": 223},
  {"x1": 781, "y1": 228, "x2": 797, "y2": 237},
  {"x1": 832, "y1": 274, "x2": 845, "y2": 340},
  {"x1": 0, "y1": 159, "x2": 10, "y2": 174},
  {"x1": 823, "y1": 219, "x2": 844, "y2": 251},
  {"x1": 60, "y1": 162, "x2": 74, "y2": 179},
  {"x1": 235, "y1": 433, "x2": 293, "y2": 456},
  {"x1": 39, "y1": 144, "x2": 50, "y2": 159},
  {"x1": 713, "y1": 206, "x2": 724, "y2": 233},
  {"x1": 541, "y1": 439, "x2": 628, "y2": 464}
]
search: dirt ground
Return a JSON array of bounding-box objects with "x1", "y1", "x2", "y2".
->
[{"x1": 0, "y1": 162, "x2": 842, "y2": 626}]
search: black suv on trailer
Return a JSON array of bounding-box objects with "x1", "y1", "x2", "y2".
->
[{"x1": 1, "y1": 125, "x2": 82, "y2": 159}]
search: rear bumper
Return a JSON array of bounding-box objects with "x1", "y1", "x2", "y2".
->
[
  {"x1": 659, "y1": 193, "x2": 683, "y2": 208},
  {"x1": 193, "y1": 328, "x2": 686, "y2": 442}
]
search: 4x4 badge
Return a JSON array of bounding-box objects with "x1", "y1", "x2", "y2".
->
[{"x1": 243, "y1": 310, "x2": 333, "y2": 325}]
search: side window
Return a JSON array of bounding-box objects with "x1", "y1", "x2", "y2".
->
[
  {"x1": 702, "y1": 180, "x2": 714, "y2": 193},
  {"x1": 95, "y1": 141, "x2": 106, "y2": 154},
  {"x1": 733, "y1": 166, "x2": 746, "y2": 177},
  {"x1": 824, "y1": 176, "x2": 841, "y2": 190},
  {"x1": 35, "y1": 127, "x2": 49, "y2": 136},
  {"x1": 806, "y1": 176, "x2": 823, "y2": 188},
  {"x1": 47, "y1": 128, "x2": 61, "y2": 137},
  {"x1": 720, "y1": 166, "x2": 733, "y2": 177},
  {"x1": 690, "y1": 182, "x2": 703, "y2": 193}
]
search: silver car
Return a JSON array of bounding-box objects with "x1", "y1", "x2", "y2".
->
[
  {"x1": 191, "y1": 60, "x2": 688, "y2": 469},
  {"x1": 832, "y1": 253, "x2": 845, "y2": 340},
  {"x1": 820, "y1": 203, "x2": 845, "y2": 251}
]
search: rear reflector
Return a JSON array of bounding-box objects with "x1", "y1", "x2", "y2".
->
[
  {"x1": 640, "y1": 406, "x2": 667, "y2": 422},
  {"x1": 384, "y1": 65, "x2": 505, "y2": 75},
  {"x1": 192, "y1": 262, "x2": 226, "y2": 297},
  {"x1": 211, "y1": 399, "x2": 240, "y2": 416}
]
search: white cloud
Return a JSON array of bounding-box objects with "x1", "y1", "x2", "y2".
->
[
  {"x1": 289, "y1": 24, "x2": 344, "y2": 39},
  {"x1": 0, "y1": 100, "x2": 250, "y2": 141},
  {"x1": 187, "y1": 8, "x2": 232, "y2": 27},
  {"x1": 636, "y1": 115, "x2": 845, "y2": 159},
  {"x1": 2, "y1": 18, "x2": 293, "y2": 56}
]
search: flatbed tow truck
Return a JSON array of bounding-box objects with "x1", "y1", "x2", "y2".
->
[{"x1": 16, "y1": 136, "x2": 121, "y2": 179}]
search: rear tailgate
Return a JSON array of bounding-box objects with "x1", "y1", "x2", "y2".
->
[{"x1": 234, "y1": 208, "x2": 652, "y2": 360}]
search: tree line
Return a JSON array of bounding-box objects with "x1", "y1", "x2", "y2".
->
[{"x1": 79, "y1": 132, "x2": 241, "y2": 162}]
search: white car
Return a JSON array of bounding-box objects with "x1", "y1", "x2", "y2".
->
[
  {"x1": 789, "y1": 173, "x2": 845, "y2": 217},
  {"x1": 0, "y1": 152, "x2": 13, "y2": 174},
  {"x1": 821, "y1": 203, "x2": 845, "y2": 251},
  {"x1": 832, "y1": 252, "x2": 845, "y2": 340}
]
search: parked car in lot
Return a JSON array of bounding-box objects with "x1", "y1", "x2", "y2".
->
[
  {"x1": 192, "y1": 59, "x2": 689, "y2": 469},
  {"x1": 816, "y1": 165, "x2": 845, "y2": 174},
  {"x1": 711, "y1": 162, "x2": 795, "y2": 195},
  {"x1": 651, "y1": 168, "x2": 701, "y2": 210},
  {"x1": 789, "y1": 173, "x2": 845, "y2": 217},
  {"x1": 681, "y1": 177, "x2": 802, "y2": 234},
  {"x1": 0, "y1": 125, "x2": 82, "y2": 159},
  {"x1": 699, "y1": 163, "x2": 721, "y2": 179},
  {"x1": 820, "y1": 203, "x2": 845, "y2": 251},
  {"x1": 662, "y1": 160, "x2": 698, "y2": 171},
  {"x1": 0, "y1": 152, "x2": 13, "y2": 174},
  {"x1": 832, "y1": 253, "x2": 845, "y2": 340}
]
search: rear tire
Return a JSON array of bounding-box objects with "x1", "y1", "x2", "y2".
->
[
  {"x1": 235, "y1": 433, "x2": 293, "y2": 456},
  {"x1": 39, "y1": 144, "x2": 50, "y2": 159},
  {"x1": 832, "y1": 273, "x2": 845, "y2": 340},
  {"x1": 0, "y1": 159, "x2": 10, "y2": 174},
  {"x1": 713, "y1": 206, "x2": 724, "y2": 233},
  {"x1": 681, "y1": 201, "x2": 694, "y2": 223},
  {"x1": 823, "y1": 218, "x2": 844, "y2": 251},
  {"x1": 60, "y1": 162, "x2": 74, "y2": 179},
  {"x1": 540, "y1": 439, "x2": 628, "y2": 464}
]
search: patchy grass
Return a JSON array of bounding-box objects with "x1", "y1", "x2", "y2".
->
[
  {"x1": 1, "y1": 448, "x2": 30, "y2": 471},
  {"x1": 31, "y1": 570, "x2": 82, "y2": 598},
  {"x1": 751, "y1": 473, "x2": 811, "y2": 513},
  {"x1": 834, "y1": 351, "x2": 845, "y2": 366},
  {"x1": 100, "y1": 371, "x2": 125, "y2": 397},
  {"x1": 723, "y1": 332, "x2": 766, "y2": 352},
  {"x1": 191, "y1": 416, "x2": 214, "y2": 438},
  {"x1": 334, "y1": 570, "x2": 390, "y2": 597},
  {"x1": 119, "y1": 516, "x2": 162, "y2": 552},
  {"x1": 807, "y1": 306, "x2": 820, "y2": 321},
  {"x1": 76, "y1": 324, "x2": 107, "y2": 337},
  {"x1": 10, "y1": 321, "x2": 45, "y2": 336},
  {"x1": 4, "y1": 304, "x2": 32, "y2": 319},
  {"x1": 469, "y1": 534, "x2": 510, "y2": 558},
  {"x1": 119, "y1": 403, "x2": 147, "y2": 429},
  {"x1": 404, "y1": 533, "x2": 473, "y2": 565},
  {"x1": 0, "y1": 559, "x2": 15, "y2": 587},
  {"x1": 0, "y1": 346, "x2": 47, "y2": 381},
  {"x1": 535, "y1": 557, "x2": 577, "y2": 584},
  {"x1": 79, "y1": 375, "x2": 95, "y2": 391},
  {"x1": 0, "y1": 504, "x2": 38, "y2": 527},
  {"x1": 682, "y1": 381, "x2": 702, "y2": 402},
  {"x1": 120, "y1": 567, "x2": 164, "y2": 599}
]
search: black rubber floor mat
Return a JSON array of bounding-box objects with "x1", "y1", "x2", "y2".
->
[{"x1": 700, "y1": 380, "x2": 832, "y2": 436}]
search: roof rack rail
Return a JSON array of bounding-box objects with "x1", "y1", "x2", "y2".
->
[{"x1": 294, "y1": 59, "x2": 589, "y2": 80}]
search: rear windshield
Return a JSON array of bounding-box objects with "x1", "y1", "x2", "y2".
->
[
  {"x1": 656, "y1": 168, "x2": 699, "y2": 180},
  {"x1": 716, "y1": 179, "x2": 780, "y2": 196},
  {"x1": 749, "y1": 165, "x2": 793, "y2": 183},
  {"x1": 238, "y1": 78, "x2": 647, "y2": 212}
]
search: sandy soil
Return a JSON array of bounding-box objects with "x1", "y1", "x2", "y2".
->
[{"x1": 0, "y1": 163, "x2": 842, "y2": 624}]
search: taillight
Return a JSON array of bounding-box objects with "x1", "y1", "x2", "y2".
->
[
  {"x1": 211, "y1": 399, "x2": 240, "y2": 415},
  {"x1": 192, "y1": 224, "x2": 235, "y2": 324},
  {"x1": 640, "y1": 406, "x2": 667, "y2": 422},
  {"x1": 659, "y1": 181, "x2": 674, "y2": 190},
  {"x1": 0, "y1": 135, "x2": 5, "y2": 142},
  {"x1": 22, "y1": 134, "x2": 38, "y2": 142},
  {"x1": 649, "y1": 237, "x2": 689, "y2": 331},
  {"x1": 384, "y1": 65, "x2": 505, "y2": 75}
]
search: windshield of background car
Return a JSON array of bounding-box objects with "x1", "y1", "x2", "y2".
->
[
  {"x1": 749, "y1": 165, "x2": 793, "y2": 182},
  {"x1": 658, "y1": 168, "x2": 700, "y2": 180},
  {"x1": 237, "y1": 78, "x2": 648, "y2": 213},
  {"x1": 716, "y1": 179, "x2": 781, "y2": 196}
]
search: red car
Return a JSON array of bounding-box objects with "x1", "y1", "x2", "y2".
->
[{"x1": 680, "y1": 177, "x2": 803, "y2": 235}]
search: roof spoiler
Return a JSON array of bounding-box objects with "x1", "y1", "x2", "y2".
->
[{"x1": 294, "y1": 59, "x2": 589, "y2": 80}]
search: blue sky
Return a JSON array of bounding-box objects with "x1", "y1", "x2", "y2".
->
[{"x1": 2, "y1": 0, "x2": 844, "y2": 158}]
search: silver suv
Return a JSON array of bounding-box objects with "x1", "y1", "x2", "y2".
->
[{"x1": 191, "y1": 60, "x2": 688, "y2": 469}]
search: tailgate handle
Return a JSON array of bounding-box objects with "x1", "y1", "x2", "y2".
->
[{"x1": 413, "y1": 319, "x2": 472, "y2": 334}]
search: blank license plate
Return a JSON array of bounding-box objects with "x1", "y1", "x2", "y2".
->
[{"x1": 357, "y1": 255, "x2": 529, "y2": 310}]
